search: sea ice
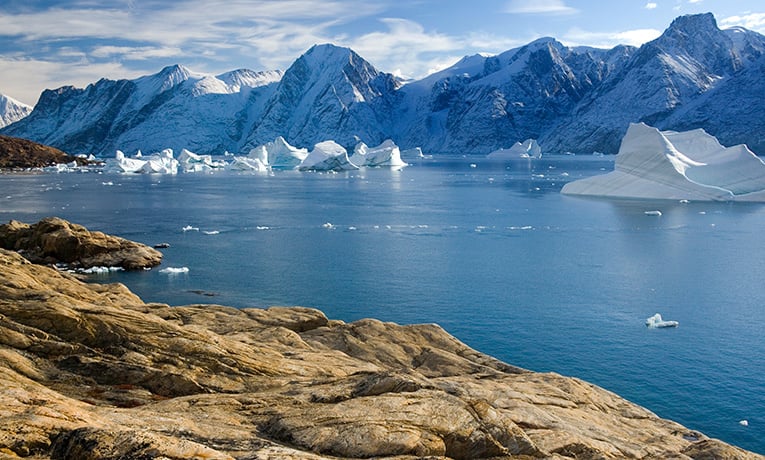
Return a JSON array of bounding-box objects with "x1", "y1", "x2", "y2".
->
[
  {"x1": 562, "y1": 123, "x2": 765, "y2": 201},
  {"x1": 159, "y1": 267, "x2": 189, "y2": 274},
  {"x1": 487, "y1": 139, "x2": 542, "y2": 159},
  {"x1": 298, "y1": 141, "x2": 358, "y2": 171},
  {"x1": 645, "y1": 313, "x2": 679, "y2": 328},
  {"x1": 739, "y1": 420, "x2": 749, "y2": 426}
]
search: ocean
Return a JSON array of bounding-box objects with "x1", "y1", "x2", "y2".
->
[{"x1": 1, "y1": 155, "x2": 763, "y2": 454}]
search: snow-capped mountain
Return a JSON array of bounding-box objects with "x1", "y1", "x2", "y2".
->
[
  {"x1": 394, "y1": 38, "x2": 634, "y2": 154},
  {"x1": 3, "y1": 13, "x2": 765, "y2": 156},
  {"x1": 244, "y1": 44, "x2": 401, "y2": 150},
  {"x1": 0, "y1": 93, "x2": 32, "y2": 128},
  {"x1": 541, "y1": 13, "x2": 765, "y2": 154},
  {"x1": 2, "y1": 66, "x2": 282, "y2": 156}
]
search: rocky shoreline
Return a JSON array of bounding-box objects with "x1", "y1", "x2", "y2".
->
[{"x1": 0, "y1": 221, "x2": 762, "y2": 459}]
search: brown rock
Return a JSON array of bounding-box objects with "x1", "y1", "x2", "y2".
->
[
  {"x1": 0, "y1": 135, "x2": 81, "y2": 169},
  {"x1": 0, "y1": 217, "x2": 162, "y2": 269},
  {"x1": 0, "y1": 247, "x2": 761, "y2": 459}
]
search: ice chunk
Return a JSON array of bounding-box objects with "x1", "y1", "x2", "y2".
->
[
  {"x1": 159, "y1": 267, "x2": 189, "y2": 274},
  {"x1": 298, "y1": 141, "x2": 358, "y2": 171},
  {"x1": 250, "y1": 136, "x2": 308, "y2": 169},
  {"x1": 104, "y1": 150, "x2": 148, "y2": 173},
  {"x1": 644, "y1": 210, "x2": 662, "y2": 216},
  {"x1": 562, "y1": 123, "x2": 765, "y2": 201},
  {"x1": 139, "y1": 149, "x2": 179, "y2": 174},
  {"x1": 739, "y1": 420, "x2": 749, "y2": 427},
  {"x1": 349, "y1": 139, "x2": 407, "y2": 168},
  {"x1": 226, "y1": 156, "x2": 269, "y2": 172},
  {"x1": 487, "y1": 139, "x2": 542, "y2": 159},
  {"x1": 645, "y1": 313, "x2": 679, "y2": 328},
  {"x1": 182, "y1": 225, "x2": 199, "y2": 232},
  {"x1": 178, "y1": 148, "x2": 226, "y2": 172}
]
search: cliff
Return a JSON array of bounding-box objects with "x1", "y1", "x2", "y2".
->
[{"x1": 0, "y1": 238, "x2": 761, "y2": 458}]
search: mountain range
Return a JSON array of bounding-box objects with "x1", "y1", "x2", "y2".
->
[
  {"x1": 2, "y1": 13, "x2": 764, "y2": 156},
  {"x1": 0, "y1": 94, "x2": 32, "y2": 129}
]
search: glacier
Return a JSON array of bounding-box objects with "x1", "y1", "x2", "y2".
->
[{"x1": 561, "y1": 123, "x2": 765, "y2": 201}]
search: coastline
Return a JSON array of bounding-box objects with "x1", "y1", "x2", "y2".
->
[{"x1": 0, "y1": 222, "x2": 762, "y2": 459}]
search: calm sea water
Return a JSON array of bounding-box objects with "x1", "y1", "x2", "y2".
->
[{"x1": 1, "y1": 156, "x2": 763, "y2": 454}]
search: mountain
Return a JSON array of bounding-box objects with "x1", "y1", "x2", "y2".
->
[
  {"x1": 541, "y1": 13, "x2": 765, "y2": 154},
  {"x1": 3, "y1": 13, "x2": 765, "y2": 156},
  {"x1": 0, "y1": 93, "x2": 32, "y2": 128},
  {"x1": 394, "y1": 38, "x2": 634, "y2": 154},
  {"x1": 244, "y1": 44, "x2": 401, "y2": 150},
  {"x1": 1, "y1": 66, "x2": 282, "y2": 156}
]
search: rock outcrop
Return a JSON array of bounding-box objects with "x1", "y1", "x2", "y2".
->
[
  {"x1": 0, "y1": 135, "x2": 78, "y2": 169},
  {"x1": 0, "y1": 217, "x2": 162, "y2": 269},
  {"x1": 0, "y1": 247, "x2": 761, "y2": 459}
]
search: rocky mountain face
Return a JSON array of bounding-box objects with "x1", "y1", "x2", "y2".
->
[
  {"x1": 1, "y1": 232, "x2": 762, "y2": 459},
  {"x1": 2, "y1": 13, "x2": 764, "y2": 156},
  {"x1": 0, "y1": 93, "x2": 32, "y2": 128}
]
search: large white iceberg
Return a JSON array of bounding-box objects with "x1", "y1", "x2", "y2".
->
[
  {"x1": 487, "y1": 139, "x2": 542, "y2": 159},
  {"x1": 104, "y1": 150, "x2": 149, "y2": 173},
  {"x1": 249, "y1": 136, "x2": 308, "y2": 169},
  {"x1": 562, "y1": 123, "x2": 765, "y2": 201},
  {"x1": 645, "y1": 313, "x2": 679, "y2": 328},
  {"x1": 349, "y1": 139, "x2": 408, "y2": 168},
  {"x1": 298, "y1": 141, "x2": 358, "y2": 172},
  {"x1": 226, "y1": 156, "x2": 269, "y2": 172}
]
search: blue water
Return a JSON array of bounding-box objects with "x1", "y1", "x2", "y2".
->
[{"x1": 1, "y1": 156, "x2": 763, "y2": 454}]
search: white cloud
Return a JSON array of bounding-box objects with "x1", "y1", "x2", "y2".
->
[
  {"x1": 645, "y1": 2, "x2": 658, "y2": 9},
  {"x1": 688, "y1": 0, "x2": 703, "y2": 3},
  {"x1": 504, "y1": 0, "x2": 578, "y2": 15},
  {"x1": 562, "y1": 27, "x2": 662, "y2": 48},
  {"x1": 720, "y1": 13, "x2": 765, "y2": 34}
]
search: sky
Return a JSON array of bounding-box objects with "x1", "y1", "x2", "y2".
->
[{"x1": 1, "y1": 0, "x2": 764, "y2": 105}]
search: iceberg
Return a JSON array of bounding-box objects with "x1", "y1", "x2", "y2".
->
[
  {"x1": 104, "y1": 150, "x2": 148, "y2": 173},
  {"x1": 400, "y1": 147, "x2": 431, "y2": 160},
  {"x1": 103, "y1": 149, "x2": 178, "y2": 174},
  {"x1": 298, "y1": 141, "x2": 358, "y2": 172},
  {"x1": 226, "y1": 156, "x2": 269, "y2": 172},
  {"x1": 178, "y1": 148, "x2": 226, "y2": 172},
  {"x1": 350, "y1": 139, "x2": 408, "y2": 168},
  {"x1": 487, "y1": 139, "x2": 542, "y2": 159},
  {"x1": 562, "y1": 123, "x2": 765, "y2": 201},
  {"x1": 645, "y1": 313, "x2": 679, "y2": 328},
  {"x1": 250, "y1": 136, "x2": 308, "y2": 169}
]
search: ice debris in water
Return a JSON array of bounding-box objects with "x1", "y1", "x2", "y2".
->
[
  {"x1": 322, "y1": 222, "x2": 335, "y2": 229},
  {"x1": 644, "y1": 210, "x2": 662, "y2": 216},
  {"x1": 182, "y1": 225, "x2": 199, "y2": 232},
  {"x1": 645, "y1": 313, "x2": 679, "y2": 328},
  {"x1": 159, "y1": 267, "x2": 189, "y2": 274},
  {"x1": 739, "y1": 420, "x2": 749, "y2": 427}
]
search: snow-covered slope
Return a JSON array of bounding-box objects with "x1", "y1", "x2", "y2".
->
[
  {"x1": 3, "y1": 13, "x2": 765, "y2": 156},
  {"x1": 561, "y1": 123, "x2": 765, "y2": 201},
  {"x1": 543, "y1": 13, "x2": 765, "y2": 154},
  {"x1": 0, "y1": 93, "x2": 32, "y2": 128},
  {"x1": 244, "y1": 44, "x2": 400, "y2": 150},
  {"x1": 394, "y1": 38, "x2": 633, "y2": 154},
  {"x1": 2, "y1": 66, "x2": 282, "y2": 156}
]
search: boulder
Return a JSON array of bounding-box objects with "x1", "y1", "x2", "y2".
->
[{"x1": 0, "y1": 217, "x2": 162, "y2": 269}]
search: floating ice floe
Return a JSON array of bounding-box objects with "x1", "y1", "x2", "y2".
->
[
  {"x1": 76, "y1": 266, "x2": 125, "y2": 274},
  {"x1": 562, "y1": 123, "x2": 765, "y2": 201},
  {"x1": 487, "y1": 139, "x2": 542, "y2": 159},
  {"x1": 644, "y1": 210, "x2": 662, "y2": 216},
  {"x1": 739, "y1": 420, "x2": 749, "y2": 427},
  {"x1": 298, "y1": 141, "x2": 358, "y2": 172},
  {"x1": 645, "y1": 313, "x2": 679, "y2": 328},
  {"x1": 182, "y1": 225, "x2": 199, "y2": 232},
  {"x1": 349, "y1": 139, "x2": 408, "y2": 168},
  {"x1": 159, "y1": 267, "x2": 189, "y2": 274},
  {"x1": 226, "y1": 156, "x2": 269, "y2": 172}
]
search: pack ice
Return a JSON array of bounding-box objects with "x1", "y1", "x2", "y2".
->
[{"x1": 561, "y1": 123, "x2": 765, "y2": 201}]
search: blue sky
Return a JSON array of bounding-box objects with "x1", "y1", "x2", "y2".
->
[{"x1": 1, "y1": 0, "x2": 764, "y2": 105}]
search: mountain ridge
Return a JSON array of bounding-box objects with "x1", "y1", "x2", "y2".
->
[{"x1": 3, "y1": 13, "x2": 764, "y2": 156}]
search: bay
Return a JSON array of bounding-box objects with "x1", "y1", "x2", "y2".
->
[{"x1": 1, "y1": 155, "x2": 763, "y2": 454}]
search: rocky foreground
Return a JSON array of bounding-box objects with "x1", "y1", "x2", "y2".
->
[{"x1": 0, "y1": 247, "x2": 762, "y2": 459}]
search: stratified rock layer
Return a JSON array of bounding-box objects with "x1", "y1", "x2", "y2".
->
[
  {"x1": 0, "y1": 217, "x2": 162, "y2": 269},
  {"x1": 0, "y1": 247, "x2": 761, "y2": 459}
]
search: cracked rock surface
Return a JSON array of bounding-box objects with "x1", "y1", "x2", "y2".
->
[{"x1": 0, "y1": 246, "x2": 761, "y2": 459}]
